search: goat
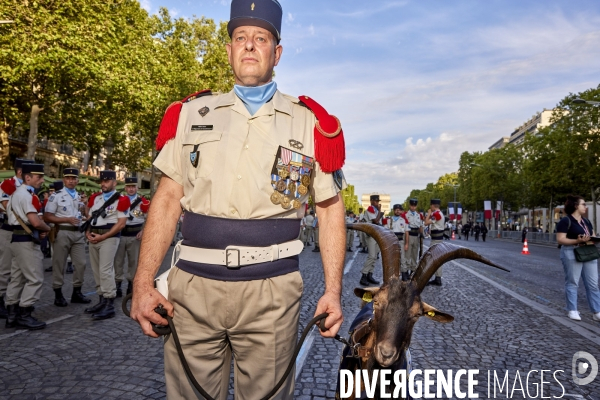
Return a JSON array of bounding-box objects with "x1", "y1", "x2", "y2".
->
[{"x1": 335, "y1": 223, "x2": 509, "y2": 399}]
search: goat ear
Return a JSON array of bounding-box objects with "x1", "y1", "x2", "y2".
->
[
  {"x1": 354, "y1": 287, "x2": 380, "y2": 300},
  {"x1": 422, "y1": 302, "x2": 454, "y2": 323}
]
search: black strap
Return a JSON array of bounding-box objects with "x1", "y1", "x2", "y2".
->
[{"x1": 129, "y1": 197, "x2": 143, "y2": 211}]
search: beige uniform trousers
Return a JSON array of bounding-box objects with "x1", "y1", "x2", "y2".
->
[
  {"x1": 398, "y1": 238, "x2": 408, "y2": 273},
  {"x1": 0, "y1": 228, "x2": 15, "y2": 296},
  {"x1": 52, "y1": 229, "x2": 87, "y2": 289},
  {"x1": 359, "y1": 231, "x2": 367, "y2": 248},
  {"x1": 114, "y1": 235, "x2": 141, "y2": 282},
  {"x1": 430, "y1": 239, "x2": 444, "y2": 277},
  {"x1": 303, "y1": 226, "x2": 314, "y2": 244},
  {"x1": 164, "y1": 268, "x2": 302, "y2": 400},
  {"x1": 314, "y1": 227, "x2": 320, "y2": 246},
  {"x1": 361, "y1": 236, "x2": 380, "y2": 274},
  {"x1": 5, "y1": 241, "x2": 44, "y2": 307},
  {"x1": 346, "y1": 229, "x2": 354, "y2": 249},
  {"x1": 89, "y1": 237, "x2": 119, "y2": 298},
  {"x1": 405, "y1": 235, "x2": 420, "y2": 272}
]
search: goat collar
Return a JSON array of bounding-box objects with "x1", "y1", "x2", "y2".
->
[{"x1": 350, "y1": 319, "x2": 373, "y2": 361}]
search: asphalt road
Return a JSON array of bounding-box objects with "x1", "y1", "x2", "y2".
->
[{"x1": 0, "y1": 235, "x2": 598, "y2": 399}]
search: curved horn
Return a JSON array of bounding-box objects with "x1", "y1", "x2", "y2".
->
[
  {"x1": 347, "y1": 223, "x2": 400, "y2": 283},
  {"x1": 412, "y1": 242, "x2": 509, "y2": 291}
]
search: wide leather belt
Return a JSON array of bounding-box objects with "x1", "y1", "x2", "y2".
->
[
  {"x1": 59, "y1": 225, "x2": 80, "y2": 232},
  {"x1": 178, "y1": 239, "x2": 304, "y2": 269}
]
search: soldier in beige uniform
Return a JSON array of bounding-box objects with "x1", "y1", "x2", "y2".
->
[
  {"x1": 44, "y1": 168, "x2": 91, "y2": 307},
  {"x1": 389, "y1": 204, "x2": 410, "y2": 280},
  {"x1": 5, "y1": 163, "x2": 51, "y2": 330},
  {"x1": 405, "y1": 198, "x2": 423, "y2": 274},
  {"x1": 360, "y1": 194, "x2": 383, "y2": 286},
  {"x1": 424, "y1": 198, "x2": 445, "y2": 286},
  {"x1": 303, "y1": 210, "x2": 315, "y2": 246},
  {"x1": 345, "y1": 210, "x2": 355, "y2": 251},
  {"x1": 84, "y1": 170, "x2": 130, "y2": 320},
  {"x1": 0, "y1": 158, "x2": 34, "y2": 319},
  {"x1": 130, "y1": 1, "x2": 346, "y2": 398},
  {"x1": 114, "y1": 177, "x2": 150, "y2": 297}
]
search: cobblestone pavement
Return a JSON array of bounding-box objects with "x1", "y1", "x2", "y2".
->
[{"x1": 0, "y1": 235, "x2": 598, "y2": 399}]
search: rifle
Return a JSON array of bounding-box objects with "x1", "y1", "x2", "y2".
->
[{"x1": 80, "y1": 192, "x2": 121, "y2": 233}]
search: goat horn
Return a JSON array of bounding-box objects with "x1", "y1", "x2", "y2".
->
[
  {"x1": 411, "y1": 242, "x2": 509, "y2": 291},
  {"x1": 347, "y1": 223, "x2": 400, "y2": 283}
]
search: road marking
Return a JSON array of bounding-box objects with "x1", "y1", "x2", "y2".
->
[
  {"x1": 451, "y1": 260, "x2": 600, "y2": 346},
  {"x1": 343, "y1": 250, "x2": 359, "y2": 275},
  {"x1": 295, "y1": 325, "x2": 317, "y2": 379},
  {"x1": 0, "y1": 314, "x2": 74, "y2": 341}
]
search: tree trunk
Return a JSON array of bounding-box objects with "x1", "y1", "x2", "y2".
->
[
  {"x1": 26, "y1": 103, "x2": 42, "y2": 160},
  {"x1": 0, "y1": 122, "x2": 9, "y2": 169},
  {"x1": 549, "y1": 196, "x2": 553, "y2": 233}
]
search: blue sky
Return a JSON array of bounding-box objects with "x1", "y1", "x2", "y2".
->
[{"x1": 141, "y1": 0, "x2": 600, "y2": 205}]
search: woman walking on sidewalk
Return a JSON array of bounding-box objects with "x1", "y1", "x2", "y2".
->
[{"x1": 556, "y1": 195, "x2": 600, "y2": 322}]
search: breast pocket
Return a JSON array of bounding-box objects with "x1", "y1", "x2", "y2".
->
[{"x1": 182, "y1": 131, "x2": 223, "y2": 180}]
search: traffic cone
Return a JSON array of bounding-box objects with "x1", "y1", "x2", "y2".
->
[
  {"x1": 521, "y1": 239, "x2": 530, "y2": 255},
  {"x1": 451, "y1": 231, "x2": 455, "y2": 240}
]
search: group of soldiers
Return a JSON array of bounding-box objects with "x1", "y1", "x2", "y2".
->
[
  {"x1": 0, "y1": 159, "x2": 149, "y2": 330},
  {"x1": 345, "y1": 195, "x2": 447, "y2": 287}
]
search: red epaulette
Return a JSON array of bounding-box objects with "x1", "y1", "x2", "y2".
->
[
  {"x1": 140, "y1": 197, "x2": 150, "y2": 213},
  {"x1": 117, "y1": 196, "x2": 131, "y2": 212},
  {"x1": 32, "y1": 195, "x2": 41, "y2": 213},
  {"x1": 419, "y1": 213, "x2": 424, "y2": 220},
  {"x1": 298, "y1": 95, "x2": 345, "y2": 173},
  {"x1": 0, "y1": 178, "x2": 17, "y2": 196},
  {"x1": 367, "y1": 206, "x2": 375, "y2": 214},
  {"x1": 401, "y1": 213, "x2": 409, "y2": 224},
  {"x1": 88, "y1": 192, "x2": 100, "y2": 208},
  {"x1": 156, "y1": 89, "x2": 212, "y2": 151}
]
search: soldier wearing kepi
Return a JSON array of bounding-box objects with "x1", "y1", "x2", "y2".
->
[
  {"x1": 130, "y1": 1, "x2": 347, "y2": 398},
  {"x1": 0, "y1": 158, "x2": 34, "y2": 319},
  {"x1": 84, "y1": 170, "x2": 130, "y2": 320},
  {"x1": 389, "y1": 204, "x2": 410, "y2": 281},
  {"x1": 424, "y1": 198, "x2": 445, "y2": 286},
  {"x1": 44, "y1": 168, "x2": 90, "y2": 307},
  {"x1": 5, "y1": 163, "x2": 51, "y2": 330},
  {"x1": 359, "y1": 194, "x2": 383, "y2": 286},
  {"x1": 404, "y1": 198, "x2": 424, "y2": 276},
  {"x1": 114, "y1": 177, "x2": 150, "y2": 297}
]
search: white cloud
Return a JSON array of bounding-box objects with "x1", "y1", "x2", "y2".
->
[
  {"x1": 140, "y1": 0, "x2": 151, "y2": 12},
  {"x1": 287, "y1": 12, "x2": 294, "y2": 23},
  {"x1": 308, "y1": 24, "x2": 315, "y2": 36}
]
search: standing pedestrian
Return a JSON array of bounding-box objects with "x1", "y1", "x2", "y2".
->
[
  {"x1": 522, "y1": 226, "x2": 528, "y2": 243},
  {"x1": 130, "y1": 1, "x2": 347, "y2": 396},
  {"x1": 43, "y1": 168, "x2": 91, "y2": 307},
  {"x1": 463, "y1": 221, "x2": 471, "y2": 241},
  {"x1": 404, "y1": 198, "x2": 423, "y2": 275},
  {"x1": 345, "y1": 210, "x2": 355, "y2": 252},
  {"x1": 114, "y1": 177, "x2": 150, "y2": 297},
  {"x1": 0, "y1": 158, "x2": 34, "y2": 319},
  {"x1": 473, "y1": 222, "x2": 481, "y2": 241},
  {"x1": 303, "y1": 210, "x2": 315, "y2": 246},
  {"x1": 556, "y1": 195, "x2": 600, "y2": 322},
  {"x1": 358, "y1": 207, "x2": 368, "y2": 252},
  {"x1": 389, "y1": 204, "x2": 410, "y2": 280},
  {"x1": 5, "y1": 163, "x2": 51, "y2": 330},
  {"x1": 424, "y1": 199, "x2": 445, "y2": 286},
  {"x1": 84, "y1": 170, "x2": 130, "y2": 320},
  {"x1": 360, "y1": 195, "x2": 383, "y2": 286},
  {"x1": 481, "y1": 222, "x2": 488, "y2": 242},
  {"x1": 312, "y1": 213, "x2": 320, "y2": 252}
]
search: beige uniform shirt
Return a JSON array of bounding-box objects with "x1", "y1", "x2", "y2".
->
[
  {"x1": 45, "y1": 189, "x2": 82, "y2": 227},
  {"x1": 89, "y1": 192, "x2": 128, "y2": 226},
  {"x1": 154, "y1": 90, "x2": 346, "y2": 219},
  {"x1": 406, "y1": 210, "x2": 423, "y2": 230},
  {"x1": 7, "y1": 185, "x2": 38, "y2": 226},
  {"x1": 126, "y1": 195, "x2": 147, "y2": 225}
]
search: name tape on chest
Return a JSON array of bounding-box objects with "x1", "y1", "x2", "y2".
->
[{"x1": 191, "y1": 125, "x2": 213, "y2": 131}]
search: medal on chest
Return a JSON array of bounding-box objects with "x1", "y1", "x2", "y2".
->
[{"x1": 271, "y1": 146, "x2": 314, "y2": 210}]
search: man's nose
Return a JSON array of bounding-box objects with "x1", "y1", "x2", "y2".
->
[{"x1": 245, "y1": 38, "x2": 255, "y2": 51}]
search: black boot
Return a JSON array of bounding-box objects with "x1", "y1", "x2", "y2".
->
[
  {"x1": 401, "y1": 271, "x2": 410, "y2": 281},
  {"x1": 427, "y1": 277, "x2": 442, "y2": 286},
  {"x1": 115, "y1": 281, "x2": 123, "y2": 298},
  {"x1": 359, "y1": 274, "x2": 370, "y2": 286},
  {"x1": 44, "y1": 265, "x2": 53, "y2": 272},
  {"x1": 367, "y1": 272, "x2": 379, "y2": 285},
  {"x1": 5, "y1": 304, "x2": 18, "y2": 328},
  {"x1": 92, "y1": 297, "x2": 115, "y2": 320},
  {"x1": 66, "y1": 262, "x2": 74, "y2": 274},
  {"x1": 16, "y1": 306, "x2": 46, "y2": 330},
  {"x1": 71, "y1": 287, "x2": 91, "y2": 304},
  {"x1": 84, "y1": 296, "x2": 106, "y2": 314},
  {"x1": 126, "y1": 280, "x2": 133, "y2": 296},
  {"x1": 347, "y1": 247, "x2": 353, "y2": 252},
  {"x1": 54, "y1": 288, "x2": 68, "y2": 307},
  {"x1": 0, "y1": 297, "x2": 7, "y2": 319},
  {"x1": 312, "y1": 246, "x2": 320, "y2": 252}
]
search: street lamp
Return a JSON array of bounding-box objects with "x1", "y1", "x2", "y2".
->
[{"x1": 573, "y1": 98, "x2": 600, "y2": 106}]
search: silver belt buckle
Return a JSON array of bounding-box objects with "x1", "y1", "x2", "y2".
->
[{"x1": 225, "y1": 247, "x2": 241, "y2": 268}]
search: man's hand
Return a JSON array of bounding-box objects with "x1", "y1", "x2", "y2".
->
[
  {"x1": 314, "y1": 291, "x2": 343, "y2": 338},
  {"x1": 87, "y1": 232, "x2": 104, "y2": 244},
  {"x1": 40, "y1": 231, "x2": 48, "y2": 239},
  {"x1": 130, "y1": 284, "x2": 174, "y2": 338},
  {"x1": 68, "y1": 217, "x2": 80, "y2": 226},
  {"x1": 404, "y1": 243, "x2": 409, "y2": 252},
  {"x1": 136, "y1": 230, "x2": 143, "y2": 241}
]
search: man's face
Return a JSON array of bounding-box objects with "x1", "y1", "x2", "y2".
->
[
  {"x1": 394, "y1": 208, "x2": 402, "y2": 216},
  {"x1": 63, "y1": 176, "x2": 78, "y2": 190},
  {"x1": 100, "y1": 179, "x2": 116, "y2": 193},
  {"x1": 226, "y1": 26, "x2": 282, "y2": 87},
  {"x1": 371, "y1": 200, "x2": 380, "y2": 207},
  {"x1": 125, "y1": 185, "x2": 137, "y2": 196},
  {"x1": 410, "y1": 204, "x2": 417, "y2": 211},
  {"x1": 24, "y1": 174, "x2": 44, "y2": 189}
]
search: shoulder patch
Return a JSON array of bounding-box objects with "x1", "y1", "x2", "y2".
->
[
  {"x1": 117, "y1": 196, "x2": 131, "y2": 212},
  {"x1": 156, "y1": 90, "x2": 212, "y2": 151},
  {"x1": 298, "y1": 95, "x2": 345, "y2": 173},
  {"x1": 49, "y1": 194, "x2": 56, "y2": 203},
  {"x1": 0, "y1": 178, "x2": 17, "y2": 196}
]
